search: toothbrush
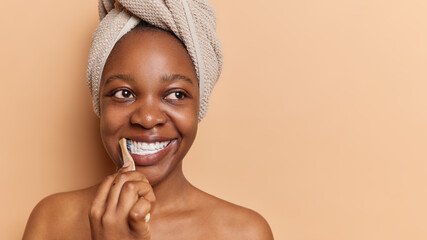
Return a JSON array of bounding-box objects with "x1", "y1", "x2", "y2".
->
[
  {"x1": 119, "y1": 138, "x2": 136, "y2": 171},
  {"x1": 118, "y1": 138, "x2": 150, "y2": 222}
]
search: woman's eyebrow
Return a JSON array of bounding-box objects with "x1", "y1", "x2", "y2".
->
[
  {"x1": 104, "y1": 74, "x2": 135, "y2": 86},
  {"x1": 161, "y1": 74, "x2": 194, "y2": 85}
]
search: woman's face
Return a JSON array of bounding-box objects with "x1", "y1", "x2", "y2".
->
[{"x1": 99, "y1": 29, "x2": 199, "y2": 185}]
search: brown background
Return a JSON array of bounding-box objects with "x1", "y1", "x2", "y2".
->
[{"x1": 1, "y1": 0, "x2": 427, "y2": 239}]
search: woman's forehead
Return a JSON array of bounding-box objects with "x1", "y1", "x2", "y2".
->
[{"x1": 102, "y1": 30, "x2": 197, "y2": 85}]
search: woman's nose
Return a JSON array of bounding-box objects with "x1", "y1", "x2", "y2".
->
[{"x1": 129, "y1": 97, "x2": 167, "y2": 129}]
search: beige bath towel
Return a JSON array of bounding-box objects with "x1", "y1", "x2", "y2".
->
[{"x1": 87, "y1": 0, "x2": 223, "y2": 121}]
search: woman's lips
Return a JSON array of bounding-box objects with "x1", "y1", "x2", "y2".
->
[{"x1": 127, "y1": 138, "x2": 176, "y2": 166}]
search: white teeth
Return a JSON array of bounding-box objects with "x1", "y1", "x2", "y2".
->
[{"x1": 129, "y1": 140, "x2": 171, "y2": 155}]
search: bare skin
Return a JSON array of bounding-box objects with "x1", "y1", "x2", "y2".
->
[{"x1": 23, "y1": 29, "x2": 273, "y2": 240}]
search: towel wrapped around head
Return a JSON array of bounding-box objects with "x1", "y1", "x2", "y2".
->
[{"x1": 87, "y1": 0, "x2": 223, "y2": 121}]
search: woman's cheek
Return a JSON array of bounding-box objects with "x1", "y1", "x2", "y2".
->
[
  {"x1": 100, "y1": 104, "x2": 126, "y2": 166},
  {"x1": 173, "y1": 106, "x2": 198, "y2": 140}
]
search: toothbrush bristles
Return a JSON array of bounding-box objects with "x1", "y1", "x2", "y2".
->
[{"x1": 126, "y1": 139, "x2": 131, "y2": 149}]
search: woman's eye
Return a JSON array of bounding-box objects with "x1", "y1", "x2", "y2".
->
[
  {"x1": 165, "y1": 91, "x2": 187, "y2": 100},
  {"x1": 113, "y1": 89, "x2": 134, "y2": 99}
]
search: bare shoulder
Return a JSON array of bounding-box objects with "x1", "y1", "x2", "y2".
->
[
  {"x1": 197, "y1": 191, "x2": 274, "y2": 240},
  {"x1": 23, "y1": 186, "x2": 97, "y2": 240}
]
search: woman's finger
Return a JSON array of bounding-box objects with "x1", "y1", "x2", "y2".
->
[
  {"x1": 117, "y1": 160, "x2": 133, "y2": 173},
  {"x1": 116, "y1": 180, "x2": 154, "y2": 216},
  {"x1": 128, "y1": 197, "x2": 152, "y2": 239},
  {"x1": 104, "y1": 170, "x2": 153, "y2": 214},
  {"x1": 89, "y1": 173, "x2": 117, "y2": 225}
]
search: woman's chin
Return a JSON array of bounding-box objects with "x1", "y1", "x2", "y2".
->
[{"x1": 134, "y1": 163, "x2": 174, "y2": 187}]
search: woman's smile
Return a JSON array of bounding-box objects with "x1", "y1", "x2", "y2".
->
[
  {"x1": 127, "y1": 138, "x2": 172, "y2": 156},
  {"x1": 126, "y1": 138, "x2": 177, "y2": 166}
]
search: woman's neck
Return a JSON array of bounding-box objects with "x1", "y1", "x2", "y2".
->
[{"x1": 150, "y1": 162, "x2": 195, "y2": 215}]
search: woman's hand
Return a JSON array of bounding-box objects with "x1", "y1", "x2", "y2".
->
[{"x1": 89, "y1": 164, "x2": 156, "y2": 240}]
